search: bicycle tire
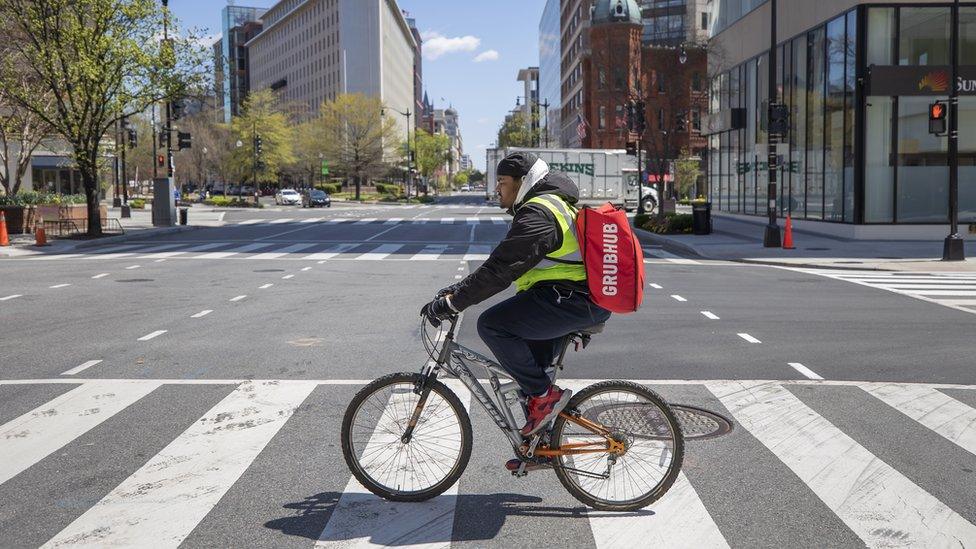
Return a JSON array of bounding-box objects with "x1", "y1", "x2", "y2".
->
[
  {"x1": 341, "y1": 372, "x2": 473, "y2": 502},
  {"x1": 550, "y1": 380, "x2": 684, "y2": 511}
]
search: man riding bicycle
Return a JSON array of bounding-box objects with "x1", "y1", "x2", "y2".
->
[{"x1": 421, "y1": 152, "x2": 612, "y2": 469}]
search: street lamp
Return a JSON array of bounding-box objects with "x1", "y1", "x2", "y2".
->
[
  {"x1": 318, "y1": 152, "x2": 324, "y2": 189},
  {"x1": 515, "y1": 95, "x2": 550, "y2": 148},
  {"x1": 381, "y1": 106, "x2": 412, "y2": 199}
]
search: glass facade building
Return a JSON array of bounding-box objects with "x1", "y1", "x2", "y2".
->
[
  {"x1": 706, "y1": 4, "x2": 976, "y2": 224},
  {"x1": 220, "y1": 6, "x2": 267, "y2": 123},
  {"x1": 540, "y1": 0, "x2": 562, "y2": 147}
]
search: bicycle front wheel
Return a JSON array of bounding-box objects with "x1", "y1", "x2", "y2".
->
[
  {"x1": 551, "y1": 381, "x2": 683, "y2": 511},
  {"x1": 341, "y1": 372, "x2": 472, "y2": 502}
]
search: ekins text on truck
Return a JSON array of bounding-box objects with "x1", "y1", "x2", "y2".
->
[{"x1": 485, "y1": 147, "x2": 659, "y2": 213}]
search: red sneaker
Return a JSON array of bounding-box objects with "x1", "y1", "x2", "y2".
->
[{"x1": 520, "y1": 385, "x2": 572, "y2": 437}]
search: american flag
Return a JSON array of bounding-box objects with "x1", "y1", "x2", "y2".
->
[{"x1": 576, "y1": 113, "x2": 589, "y2": 140}]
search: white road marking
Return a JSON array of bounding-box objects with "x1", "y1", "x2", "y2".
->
[
  {"x1": 139, "y1": 242, "x2": 228, "y2": 259},
  {"x1": 0, "y1": 294, "x2": 22, "y2": 301},
  {"x1": 353, "y1": 218, "x2": 377, "y2": 224},
  {"x1": 237, "y1": 219, "x2": 263, "y2": 225},
  {"x1": 788, "y1": 362, "x2": 823, "y2": 380},
  {"x1": 409, "y1": 245, "x2": 448, "y2": 261},
  {"x1": 300, "y1": 217, "x2": 323, "y2": 223},
  {"x1": 249, "y1": 243, "x2": 317, "y2": 260},
  {"x1": 649, "y1": 283, "x2": 663, "y2": 289},
  {"x1": 91, "y1": 273, "x2": 110, "y2": 279},
  {"x1": 908, "y1": 290, "x2": 976, "y2": 296},
  {"x1": 49, "y1": 284, "x2": 71, "y2": 289},
  {"x1": 191, "y1": 310, "x2": 213, "y2": 318},
  {"x1": 462, "y1": 245, "x2": 492, "y2": 261},
  {"x1": 863, "y1": 384, "x2": 976, "y2": 457},
  {"x1": 301, "y1": 266, "x2": 312, "y2": 271},
  {"x1": 587, "y1": 472, "x2": 729, "y2": 549},
  {"x1": 708, "y1": 381, "x2": 976, "y2": 547},
  {"x1": 301, "y1": 244, "x2": 358, "y2": 261},
  {"x1": 28, "y1": 254, "x2": 82, "y2": 261},
  {"x1": 229, "y1": 295, "x2": 247, "y2": 302},
  {"x1": 490, "y1": 216, "x2": 507, "y2": 224},
  {"x1": 43, "y1": 381, "x2": 318, "y2": 548},
  {"x1": 701, "y1": 311, "x2": 720, "y2": 320},
  {"x1": 737, "y1": 333, "x2": 761, "y2": 343},
  {"x1": 670, "y1": 294, "x2": 686, "y2": 302},
  {"x1": 440, "y1": 217, "x2": 455, "y2": 224},
  {"x1": 60, "y1": 360, "x2": 103, "y2": 376},
  {"x1": 317, "y1": 381, "x2": 470, "y2": 548},
  {"x1": 137, "y1": 330, "x2": 167, "y2": 341},
  {"x1": 154, "y1": 259, "x2": 167, "y2": 263},
  {"x1": 259, "y1": 283, "x2": 273, "y2": 289},
  {"x1": 652, "y1": 249, "x2": 701, "y2": 264},
  {"x1": 267, "y1": 218, "x2": 294, "y2": 224},
  {"x1": 454, "y1": 274, "x2": 463, "y2": 279},
  {"x1": 383, "y1": 218, "x2": 403, "y2": 225},
  {"x1": 465, "y1": 216, "x2": 480, "y2": 224},
  {"x1": 202, "y1": 242, "x2": 275, "y2": 258},
  {"x1": 125, "y1": 265, "x2": 140, "y2": 270},
  {"x1": 282, "y1": 274, "x2": 295, "y2": 279},
  {"x1": 356, "y1": 244, "x2": 403, "y2": 260},
  {"x1": 0, "y1": 380, "x2": 162, "y2": 484}
]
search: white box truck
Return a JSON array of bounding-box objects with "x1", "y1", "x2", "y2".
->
[{"x1": 485, "y1": 147, "x2": 658, "y2": 212}]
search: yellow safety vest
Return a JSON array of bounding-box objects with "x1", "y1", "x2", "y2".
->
[{"x1": 514, "y1": 194, "x2": 587, "y2": 292}]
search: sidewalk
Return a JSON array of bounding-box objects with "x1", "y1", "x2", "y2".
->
[
  {"x1": 636, "y1": 212, "x2": 976, "y2": 272},
  {"x1": 0, "y1": 205, "x2": 225, "y2": 258}
]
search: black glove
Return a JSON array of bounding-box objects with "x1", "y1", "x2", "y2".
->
[
  {"x1": 436, "y1": 283, "x2": 461, "y2": 298},
  {"x1": 420, "y1": 296, "x2": 456, "y2": 326}
]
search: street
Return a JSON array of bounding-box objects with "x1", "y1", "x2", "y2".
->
[{"x1": 2, "y1": 195, "x2": 976, "y2": 548}]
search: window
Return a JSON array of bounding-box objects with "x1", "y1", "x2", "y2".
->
[
  {"x1": 824, "y1": 16, "x2": 845, "y2": 221},
  {"x1": 657, "y1": 72, "x2": 665, "y2": 93},
  {"x1": 897, "y1": 97, "x2": 949, "y2": 221},
  {"x1": 691, "y1": 108, "x2": 701, "y2": 132},
  {"x1": 599, "y1": 105, "x2": 606, "y2": 129},
  {"x1": 692, "y1": 72, "x2": 701, "y2": 92},
  {"x1": 701, "y1": 12, "x2": 708, "y2": 31},
  {"x1": 806, "y1": 28, "x2": 825, "y2": 220},
  {"x1": 899, "y1": 7, "x2": 950, "y2": 65}
]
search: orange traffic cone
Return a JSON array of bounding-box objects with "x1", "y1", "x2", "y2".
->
[
  {"x1": 783, "y1": 214, "x2": 795, "y2": 249},
  {"x1": 0, "y1": 211, "x2": 9, "y2": 247},
  {"x1": 34, "y1": 216, "x2": 47, "y2": 246}
]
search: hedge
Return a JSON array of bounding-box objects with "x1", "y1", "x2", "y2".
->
[
  {"x1": 0, "y1": 192, "x2": 87, "y2": 206},
  {"x1": 315, "y1": 183, "x2": 341, "y2": 194},
  {"x1": 637, "y1": 213, "x2": 694, "y2": 234}
]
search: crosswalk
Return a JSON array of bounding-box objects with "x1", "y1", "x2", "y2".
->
[
  {"x1": 794, "y1": 268, "x2": 976, "y2": 315},
  {"x1": 1, "y1": 377, "x2": 974, "y2": 547},
  {"x1": 235, "y1": 217, "x2": 509, "y2": 226}
]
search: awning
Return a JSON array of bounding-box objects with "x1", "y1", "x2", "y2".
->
[{"x1": 31, "y1": 156, "x2": 75, "y2": 168}]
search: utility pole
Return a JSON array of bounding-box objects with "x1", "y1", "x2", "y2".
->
[
  {"x1": 151, "y1": 103, "x2": 158, "y2": 179},
  {"x1": 763, "y1": 0, "x2": 782, "y2": 247},
  {"x1": 113, "y1": 117, "x2": 121, "y2": 207},
  {"x1": 945, "y1": 0, "x2": 965, "y2": 260},
  {"x1": 163, "y1": 0, "x2": 173, "y2": 180}
]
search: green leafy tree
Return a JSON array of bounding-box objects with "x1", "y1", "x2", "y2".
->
[
  {"x1": 468, "y1": 169, "x2": 485, "y2": 184},
  {"x1": 314, "y1": 93, "x2": 401, "y2": 200},
  {"x1": 412, "y1": 128, "x2": 450, "y2": 195},
  {"x1": 453, "y1": 171, "x2": 469, "y2": 187},
  {"x1": 0, "y1": 0, "x2": 208, "y2": 235},
  {"x1": 674, "y1": 150, "x2": 702, "y2": 199},
  {"x1": 497, "y1": 112, "x2": 540, "y2": 148},
  {"x1": 231, "y1": 90, "x2": 295, "y2": 187}
]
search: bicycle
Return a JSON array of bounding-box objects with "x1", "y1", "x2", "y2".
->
[{"x1": 340, "y1": 313, "x2": 684, "y2": 511}]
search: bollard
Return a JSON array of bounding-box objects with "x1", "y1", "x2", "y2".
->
[{"x1": 179, "y1": 207, "x2": 188, "y2": 226}]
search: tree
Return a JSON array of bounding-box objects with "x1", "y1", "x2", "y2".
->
[
  {"x1": 469, "y1": 169, "x2": 485, "y2": 184},
  {"x1": 313, "y1": 94, "x2": 401, "y2": 200},
  {"x1": 174, "y1": 110, "x2": 232, "y2": 190},
  {"x1": 453, "y1": 171, "x2": 469, "y2": 188},
  {"x1": 0, "y1": 0, "x2": 208, "y2": 234},
  {"x1": 674, "y1": 150, "x2": 702, "y2": 199},
  {"x1": 289, "y1": 120, "x2": 323, "y2": 189},
  {"x1": 0, "y1": 59, "x2": 57, "y2": 196},
  {"x1": 497, "y1": 112, "x2": 540, "y2": 148},
  {"x1": 231, "y1": 90, "x2": 294, "y2": 188},
  {"x1": 412, "y1": 128, "x2": 450, "y2": 195}
]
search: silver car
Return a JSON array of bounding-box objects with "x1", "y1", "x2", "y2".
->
[{"x1": 275, "y1": 188, "x2": 301, "y2": 205}]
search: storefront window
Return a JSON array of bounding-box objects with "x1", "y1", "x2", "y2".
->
[
  {"x1": 867, "y1": 8, "x2": 895, "y2": 66},
  {"x1": 791, "y1": 35, "x2": 807, "y2": 217},
  {"x1": 957, "y1": 97, "x2": 976, "y2": 222},
  {"x1": 899, "y1": 7, "x2": 950, "y2": 66},
  {"x1": 844, "y1": 10, "x2": 857, "y2": 223},
  {"x1": 897, "y1": 96, "x2": 948, "y2": 222},
  {"x1": 960, "y1": 8, "x2": 976, "y2": 64},
  {"x1": 730, "y1": 66, "x2": 741, "y2": 212},
  {"x1": 745, "y1": 58, "x2": 757, "y2": 214},
  {"x1": 807, "y1": 27, "x2": 826, "y2": 220},
  {"x1": 825, "y1": 16, "x2": 846, "y2": 221},
  {"x1": 865, "y1": 97, "x2": 894, "y2": 222},
  {"x1": 757, "y1": 53, "x2": 769, "y2": 213}
]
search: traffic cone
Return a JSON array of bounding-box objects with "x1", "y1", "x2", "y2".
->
[
  {"x1": 783, "y1": 214, "x2": 795, "y2": 249},
  {"x1": 34, "y1": 216, "x2": 47, "y2": 246},
  {"x1": 0, "y1": 211, "x2": 9, "y2": 247}
]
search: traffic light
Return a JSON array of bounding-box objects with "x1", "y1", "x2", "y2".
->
[
  {"x1": 768, "y1": 103, "x2": 791, "y2": 138},
  {"x1": 254, "y1": 135, "x2": 263, "y2": 157},
  {"x1": 676, "y1": 112, "x2": 686, "y2": 132},
  {"x1": 929, "y1": 101, "x2": 947, "y2": 135},
  {"x1": 171, "y1": 99, "x2": 184, "y2": 120},
  {"x1": 625, "y1": 141, "x2": 638, "y2": 156},
  {"x1": 177, "y1": 131, "x2": 191, "y2": 150},
  {"x1": 127, "y1": 129, "x2": 137, "y2": 148},
  {"x1": 626, "y1": 102, "x2": 636, "y2": 132},
  {"x1": 156, "y1": 154, "x2": 165, "y2": 168}
]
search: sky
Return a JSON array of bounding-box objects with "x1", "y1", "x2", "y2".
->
[{"x1": 168, "y1": 0, "x2": 550, "y2": 171}]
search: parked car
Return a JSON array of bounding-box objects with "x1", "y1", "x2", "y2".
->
[
  {"x1": 302, "y1": 189, "x2": 332, "y2": 208},
  {"x1": 460, "y1": 185, "x2": 471, "y2": 192},
  {"x1": 275, "y1": 188, "x2": 301, "y2": 205}
]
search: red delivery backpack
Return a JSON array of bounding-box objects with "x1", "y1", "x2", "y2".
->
[{"x1": 575, "y1": 203, "x2": 645, "y2": 313}]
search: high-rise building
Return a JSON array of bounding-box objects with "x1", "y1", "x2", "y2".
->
[
  {"x1": 639, "y1": 0, "x2": 711, "y2": 46},
  {"x1": 432, "y1": 107, "x2": 463, "y2": 178},
  {"x1": 247, "y1": 0, "x2": 416, "y2": 139},
  {"x1": 560, "y1": 0, "x2": 594, "y2": 148},
  {"x1": 516, "y1": 67, "x2": 541, "y2": 145},
  {"x1": 217, "y1": 5, "x2": 267, "y2": 123},
  {"x1": 539, "y1": 0, "x2": 562, "y2": 147},
  {"x1": 404, "y1": 13, "x2": 424, "y2": 128}
]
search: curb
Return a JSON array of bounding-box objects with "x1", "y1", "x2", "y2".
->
[
  {"x1": 631, "y1": 222, "x2": 705, "y2": 258},
  {"x1": 0, "y1": 225, "x2": 203, "y2": 256}
]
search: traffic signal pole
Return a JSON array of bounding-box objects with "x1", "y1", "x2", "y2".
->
[
  {"x1": 945, "y1": 0, "x2": 965, "y2": 260},
  {"x1": 763, "y1": 0, "x2": 782, "y2": 247}
]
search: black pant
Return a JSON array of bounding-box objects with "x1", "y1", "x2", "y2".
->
[{"x1": 476, "y1": 284, "x2": 612, "y2": 397}]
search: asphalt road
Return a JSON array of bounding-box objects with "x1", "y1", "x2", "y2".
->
[{"x1": 1, "y1": 193, "x2": 975, "y2": 548}]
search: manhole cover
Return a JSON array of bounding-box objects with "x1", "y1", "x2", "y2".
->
[
  {"x1": 581, "y1": 403, "x2": 732, "y2": 441},
  {"x1": 116, "y1": 279, "x2": 154, "y2": 283},
  {"x1": 253, "y1": 269, "x2": 286, "y2": 273}
]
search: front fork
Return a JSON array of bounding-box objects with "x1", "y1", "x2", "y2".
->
[{"x1": 403, "y1": 318, "x2": 457, "y2": 443}]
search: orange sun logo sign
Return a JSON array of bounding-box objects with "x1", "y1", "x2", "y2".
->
[{"x1": 919, "y1": 70, "x2": 950, "y2": 92}]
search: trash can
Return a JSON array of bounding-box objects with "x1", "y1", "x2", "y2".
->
[
  {"x1": 692, "y1": 202, "x2": 712, "y2": 235},
  {"x1": 179, "y1": 207, "x2": 188, "y2": 226}
]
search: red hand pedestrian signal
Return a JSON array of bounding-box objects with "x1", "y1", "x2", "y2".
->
[
  {"x1": 929, "y1": 101, "x2": 947, "y2": 135},
  {"x1": 157, "y1": 154, "x2": 165, "y2": 168}
]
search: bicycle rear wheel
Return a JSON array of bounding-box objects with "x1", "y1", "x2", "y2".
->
[
  {"x1": 341, "y1": 372, "x2": 472, "y2": 502},
  {"x1": 550, "y1": 381, "x2": 683, "y2": 511}
]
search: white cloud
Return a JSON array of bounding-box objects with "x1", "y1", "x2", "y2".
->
[
  {"x1": 473, "y1": 50, "x2": 499, "y2": 63},
  {"x1": 421, "y1": 31, "x2": 481, "y2": 60}
]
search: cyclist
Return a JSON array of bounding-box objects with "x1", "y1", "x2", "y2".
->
[{"x1": 421, "y1": 152, "x2": 612, "y2": 469}]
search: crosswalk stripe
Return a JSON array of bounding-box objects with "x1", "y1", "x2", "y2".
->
[
  {"x1": 465, "y1": 216, "x2": 480, "y2": 224},
  {"x1": 441, "y1": 217, "x2": 455, "y2": 224},
  {"x1": 875, "y1": 284, "x2": 976, "y2": 290},
  {"x1": 0, "y1": 380, "x2": 162, "y2": 485},
  {"x1": 267, "y1": 218, "x2": 294, "y2": 224},
  {"x1": 408, "y1": 245, "x2": 448, "y2": 261},
  {"x1": 248, "y1": 243, "x2": 317, "y2": 259},
  {"x1": 202, "y1": 242, "x2": 275, "y2": 258},
  {"x1": 491, "y1": 216, "x2": 508, "y2": 224},
  {"x1": 383, "y1": 218, "x2": 403, "y2": 225},
  {"x1": 587, "y1": 472, "x2": 729, "y2": 548},
  {"x1": 328, "y1": 218, "x2": 355, "y2": 224},
  {"x1": 708, "y1": 381, "x2": 976, "y2": 546},
  {"x1": 42, "y1": 380, "x2": 318, "y2": 548},
  {"x1": 863, "y1": 384, "x2": 976, "y2": 457},
  {"x1": 354, "y1": 218, "x2": 378, "y2": 224},
  {"x1": 462, "y1": 245, "x2": 492, "y2": 261},
  {"x1": 237, "y1": 219, "x2": 263, "y2": 225},
  {"x1": 301, "y1": 244, "x2": 358, "y2": 260},
  {"x1": 300, "y1": 217, "x2": 323, "y2": 223},
  {"x1": 316, "y1": 380, "x2": 469, "y2": 547},
  {"x1": 356, "y1": 243, "x2": 403, "y2": 260}
]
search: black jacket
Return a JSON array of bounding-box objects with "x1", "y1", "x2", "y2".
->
[{"x1": 449, "y1": 169, "x2": 587, "y2": 312}]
